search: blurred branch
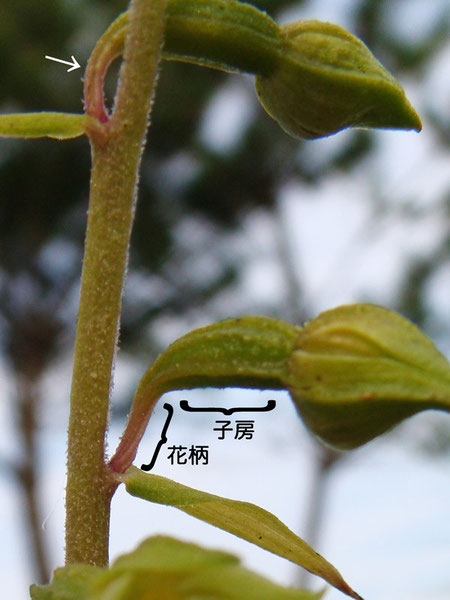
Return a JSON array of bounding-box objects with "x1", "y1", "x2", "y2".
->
[
  {"x1": 397, "y1": 231, "x2": 449, "y2": 327},
  {"x1": 15, "y1": 373, "x2": 51, "y2": 584},
  {"x1": 426, "y1": 109, "x2": 450, "y2": 148},
  {"x1": 0, "y1": 454, "x2": 16, "y2": 477},
  {"x1": 0, "y1": 274, "x2": 66, "y2": 584},
  {"x1": 297, "y1": 446, "x2": 343, "y2": 589},
  {"x1": 274, "y1": 197, "x2": 346, "y2": 589}
]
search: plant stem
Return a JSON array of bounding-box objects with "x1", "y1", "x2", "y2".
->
[{"x1": 65, "y1": 0, "x2": 167, "y2": 567}]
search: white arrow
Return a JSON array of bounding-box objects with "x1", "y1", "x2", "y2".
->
[{"x1": 45, "y1": 55, "x2": 81, "y2": 72}]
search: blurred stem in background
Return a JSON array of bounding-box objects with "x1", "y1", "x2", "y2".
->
[
  {"x1": 296, "y1": 446, "x2": 342, "y2": 589},
  {"x1": 275, "y1": 200, "x2": 345, "y2": 589},
  {"x1": 0, "y1": 289, "x2": 66, "y2": 583},
  {"x1": 14, "y1": 370, "x2": 50, "y2": 584}
]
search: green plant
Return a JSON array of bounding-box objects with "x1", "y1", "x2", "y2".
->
[{"x1": 1, "y1": 1, "x2": 448, "y2": 598}]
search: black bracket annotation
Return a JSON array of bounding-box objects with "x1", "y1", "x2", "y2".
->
[
  {"x1": 141, "y1": 403, "x2": 173, "y2": 472},
  {"x1": 180, "y1": 399, "x2": 276, "y2": 415},
  {"x1": 140, "y1": 399, "x2": 276, "y2": 471}
]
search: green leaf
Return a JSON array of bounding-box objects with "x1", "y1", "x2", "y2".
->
[
  {"x1": 32, "y1": 537, "x2": 324, "y2": 600},
  {"x1": 30, "y1": 564, "x2": 103, "y2": 600},
  {"x1": 0, "y1": 112, "x2": 88, "y2": 139},
  {"x1": 94, "y1": 536, "x2": 324, "y2": 600},
  {"x1": 110, "y1": 533, "x2": 240, "y2": 572},
  {"x1": 122, "y1": 467, "x2": 362, "y2": 599}
]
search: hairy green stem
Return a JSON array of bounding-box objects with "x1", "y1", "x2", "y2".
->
[{"x1": 65, "y1": 0, "x2": 167, "y2": 567}]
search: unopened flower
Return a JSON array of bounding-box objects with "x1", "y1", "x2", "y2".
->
[
  {"x1": 286, "y1": 304, "x2": 450, "y2": 448},
  {"x1": 256, "y1": 20, "x2": 422, "y2": 139}
]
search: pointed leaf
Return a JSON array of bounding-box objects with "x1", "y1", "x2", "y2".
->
[
  {"x1": 0, "y1": 112, "x2": 88, "y2": 139},
  {"x1": 122, "y1": 467, "x2": 363, "y2": 599}
]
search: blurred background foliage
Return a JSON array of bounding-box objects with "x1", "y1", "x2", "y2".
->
[{"x1": 0, "y1": 0, "x2": 448, "y2": 591}]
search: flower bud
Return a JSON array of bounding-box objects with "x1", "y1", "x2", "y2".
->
[
  {"x1": 255, "y1": 20, "x2": 422, "y2": 139},
  {"x1": 285, "y1": 305, "x2": 450, "y2": 449}
]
